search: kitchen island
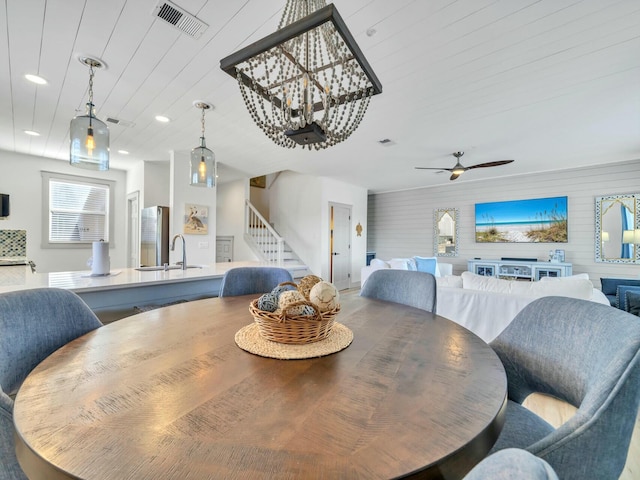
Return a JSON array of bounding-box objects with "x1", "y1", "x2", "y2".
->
[{"x1": 0, "y1": 261, "x2": 266, "y2": 322}]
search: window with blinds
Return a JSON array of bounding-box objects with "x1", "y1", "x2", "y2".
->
[{"x1": 42, "y1": 171, "x2": 115, "y2": 247}]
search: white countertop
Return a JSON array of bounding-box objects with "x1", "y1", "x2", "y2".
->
[{"x1": 0, "y1": 261, "x2": 262, "y2": 295}]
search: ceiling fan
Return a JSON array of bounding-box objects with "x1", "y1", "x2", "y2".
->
[{"x1": 415, "y1": 152, "x2": 514, "y2": 181}]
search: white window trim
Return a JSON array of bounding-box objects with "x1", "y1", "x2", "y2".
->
[{"x1": 41, "y1": 171, "x2": 116, "y2": 249}]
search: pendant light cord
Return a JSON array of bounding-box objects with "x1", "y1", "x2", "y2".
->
[
  {"x1": 200, "y1": 106, "x2": 207, "y2": 147},
  {"x1": 88, "y1": 65, "x2": 95, "y2": 126}
]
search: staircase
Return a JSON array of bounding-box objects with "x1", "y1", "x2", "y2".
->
[{"x1": 244, "y1": 200, "x2": 310, "y2": 279}]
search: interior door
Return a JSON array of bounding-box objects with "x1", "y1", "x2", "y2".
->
[{"x1": 330, "y1": 203, "x2": 351, "y2": 290}]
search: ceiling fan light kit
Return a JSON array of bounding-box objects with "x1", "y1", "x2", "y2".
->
[
  {"x1": 220, "y1": 0, "x2": 382, "y2": 150},
  {"x1": 415, "y1": 151, "x2": 514, "y2": 181}
]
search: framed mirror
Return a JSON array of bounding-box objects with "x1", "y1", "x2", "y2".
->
[
  {"x1": 595, "y1": 194, "x2": 640, "y2": 263},
  {"x1": 434, "y1": 208, "x2": 459, "y2": 257}
]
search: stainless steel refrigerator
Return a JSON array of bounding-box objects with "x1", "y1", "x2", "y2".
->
[{"x1": 140, "y1": 206, "x2": 170, "y2": 267}]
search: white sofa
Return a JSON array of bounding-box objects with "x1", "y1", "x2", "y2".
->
[
  {"x1": 436, "y1": 272, "x2": 610, "y2": 342},
  {"x1": 361, "y1": 257, "x2": 453, "y2": 287}
]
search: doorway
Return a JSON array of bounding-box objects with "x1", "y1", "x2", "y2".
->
[
  {"x1": 126, "y1": 191, "x2": 140, "y2": 268},
  {"x1": 329, "y1": 203, "x2": 351, "y2": 290}
]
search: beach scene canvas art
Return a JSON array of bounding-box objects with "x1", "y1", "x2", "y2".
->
[{"x1": 475, "y1": 196, "x2": 568, "y2": 243}]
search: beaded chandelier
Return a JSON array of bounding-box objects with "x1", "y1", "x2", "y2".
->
[{"x1": 220, "y1": 0, "x2": 382, "y2": 150}]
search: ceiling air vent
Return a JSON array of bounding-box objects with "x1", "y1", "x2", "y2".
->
[
  {"x1": 106, "y1": 117, "x2": 135, "y2": 128},
  {"x1": 153, "y1": 1, "x2": 208, "y2": 39}
]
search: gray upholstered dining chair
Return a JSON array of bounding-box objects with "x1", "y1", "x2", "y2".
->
[
  {"x1": 488, "y1": 296, "x2": 640, "y2": 480},
  {"x1": 359, "y1": 269, "x2": 437, "y2": 312},
  {"x1": 218, "y1": 266, "x2": 294, "y2": 297},
  {"x1": 0, "y1": 288, "x2": 103, "y2": 480},
  {"x1": 463, "y1": 448, "x2": 558, "y2": 480}
]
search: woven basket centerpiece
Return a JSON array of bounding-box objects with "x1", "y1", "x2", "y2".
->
[{"x1": 249, "y1": 277, "x2": 340, "y2": 345}]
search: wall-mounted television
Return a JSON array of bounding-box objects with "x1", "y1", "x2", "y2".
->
[
  {"x1": 0, "y1": 194, "x2": 8, "y2": 217},
  {"x1": 475, "y1": 196, "x2": 568, "y2": 243}
]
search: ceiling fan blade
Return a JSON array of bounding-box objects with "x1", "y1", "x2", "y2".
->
[
  {"x1": 414, "y1": 167, "x2": 454, "y2": 172},
  {"x1": 450, "y1": 172, "x2": 462, "y2": 181},
  {"x1": 466, "y1": 160, "x2": 514, "y2": 170}
]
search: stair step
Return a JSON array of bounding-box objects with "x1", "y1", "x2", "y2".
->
[{"x1": 245, "y1": 206, "x2": 308, "y2": 276}]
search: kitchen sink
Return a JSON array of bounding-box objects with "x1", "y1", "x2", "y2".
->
[
  {"x1": 135, "y1": 265, "x2": 180, "y2": 271},
  {"x1": 135, "y1": 265, "x2": 203, "y2": 271}
]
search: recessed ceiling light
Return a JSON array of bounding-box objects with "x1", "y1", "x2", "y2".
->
[
  {"x1": 24, "y1": 130, "x2": 40, "y2": 136},
  {"x1": 155, "y1": 115, "x2": 170, "y2": 123},
  {"x1": 25, "y1": 74, "x2": 47, "y2": 85},
  {"x1": 117, "y1": 150, "x2": 129, "y2": 155}
]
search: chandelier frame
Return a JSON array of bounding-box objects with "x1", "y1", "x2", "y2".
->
[{"x1": 220, "y1": 3, "x2": 382, "y2": 149}]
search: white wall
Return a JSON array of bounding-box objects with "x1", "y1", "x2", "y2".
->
[
  {"x1": 169, "y1": 151, "x2": 217, "y2": 266},
  {"x1": 217, "y1": 179, "x2": 258, "y2": 262},
  {"x1": 269, "y1": 171, "x2": 368, "y2": 284},
  {"x1": 125, "y1": 159, "x2": 145, "y2": 207},
  {"x1": 319, "y1": 177, "x2": 368, "y2": 283},
  {"x1": 367, "y1": 159, "x2": 640, "y2": 288},
  {"x1": 250, "y1": 184, "x2": 270, "y2": 219},
  {"x1": 144, "y1": 161, "x2": 170, "y2": 207},
  {"x1": 0, "y1": 150, "x2": 127, "y2": 272}
]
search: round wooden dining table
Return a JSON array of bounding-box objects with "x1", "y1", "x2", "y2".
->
[{"x1": 14, "y1": 291, "x2": 507, "y2": 480}]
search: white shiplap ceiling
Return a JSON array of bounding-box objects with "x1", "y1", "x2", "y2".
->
[{"x1": 1, "y1": 0, "x2": 638, "y2": 193}]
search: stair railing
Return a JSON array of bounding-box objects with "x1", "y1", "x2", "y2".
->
[{"x1": 245, "y1": 200, "x2": 284, "y2": 265}]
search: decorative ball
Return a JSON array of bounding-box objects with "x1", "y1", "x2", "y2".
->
[
  {"x1": 298, "y1": 275, "x2": 322, "y2": 300},
  {"x1": 309, "y1": 281, "x2": 339, "y2": 312},
  {"x1": 301, "y1": 304, "x2": 317, "y2": 316},
  {"x1": 257, "y1": 292, "x2": 279, "y2": 312},
  {"x1": 271, "y1": 283, "x2": 295, "y2": 299},
  {"x1": 278, "y1": 290, "x2": 307, "y2": 315}
]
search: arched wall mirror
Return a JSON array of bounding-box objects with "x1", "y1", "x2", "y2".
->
[
  {"x1": 595, "y1": 194, "x2": 640, "y2": 263},
  {"x1": 434, "y1": 208, "x2": 459, "y2": 257}
]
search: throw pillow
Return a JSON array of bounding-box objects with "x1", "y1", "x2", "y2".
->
[
  {"x1": 461, "y1": 271, "x2": 514, "y2": 294},
  {"x1": 369, "y1": 258, "x2": 389, "y2": 269},
  {"x1": 460, "y1": 271, "x2": 593, "y2": 300},
  {"x1": 389, "y1": 258, "x2": 411, "y2": 270},
  {"x1": 540, "y1": 273, "x2": 589, "y2": 281},
  {"x1": 436, "y1": 275, "x2": 463, "y2": 288},
  {"x1": 528, "y1": 279, "x2": 593, "y2": 300},
  {"x1": 413, "y1": 256, "x2": 437, "y2": 275},
  {"x1": 626, "y1": 291, "x2": 640, "y2": 316},
  {"x1": 618, "y1": 285, "x2": 640, "y2": 312}
]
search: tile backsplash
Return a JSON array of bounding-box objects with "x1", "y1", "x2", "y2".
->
[{"x1": 0, "y1": 230, "x2": 27, "y2": 258}]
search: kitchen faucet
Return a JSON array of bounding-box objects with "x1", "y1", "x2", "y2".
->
[{"x1": 171, "y1": 234, "x2": 187, "y2": 270}]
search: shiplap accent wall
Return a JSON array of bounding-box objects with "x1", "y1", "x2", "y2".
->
[{"x1": 367, "y1": 160, "x2": 640, "y2": 289}]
